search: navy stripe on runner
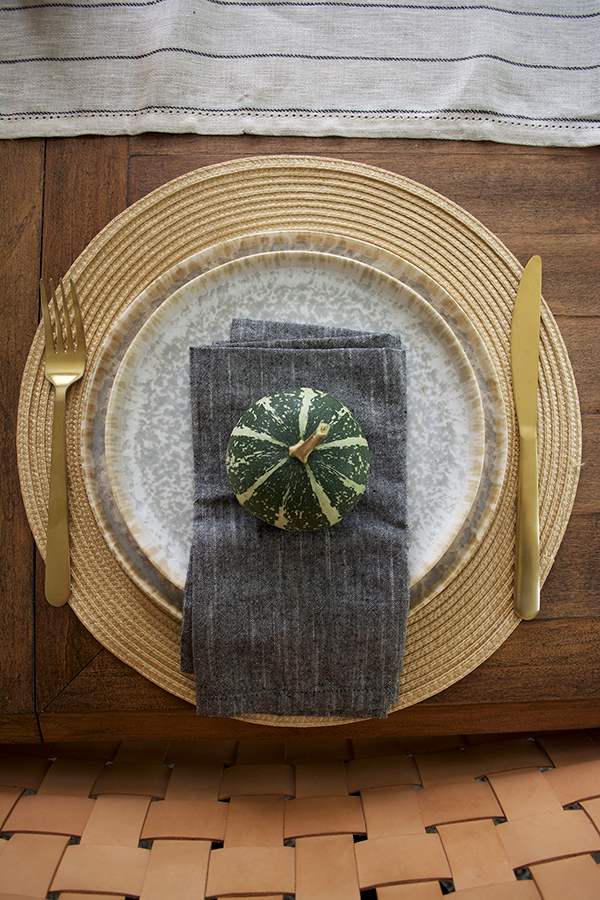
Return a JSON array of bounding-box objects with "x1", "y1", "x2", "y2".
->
[
  {"x1": 1, "y1": 0, "x2": 599, "y2": 14},
  {"x1": 1, "y1": 105, "x2": 597, "y2": 125},
  {"x1": 2, "y1": 48, "x2": 599, "y2": 70}
]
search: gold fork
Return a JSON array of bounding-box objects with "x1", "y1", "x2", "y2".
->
[{"x1": 40, "y1": 278, "x2": 86, "y2": 606}]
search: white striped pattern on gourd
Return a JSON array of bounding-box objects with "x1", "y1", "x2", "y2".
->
[{"x1": 226, "y1": 387, "x2": 370, "y2": 531}]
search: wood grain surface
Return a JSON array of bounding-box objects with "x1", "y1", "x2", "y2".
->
[{"x1": 2, "y1": 134, "x2": 598, "y2": 742}]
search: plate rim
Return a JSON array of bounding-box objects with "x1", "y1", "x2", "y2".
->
[
  {"x1": 82, "y1": 231, "x2": 506, "y2": 621},
  {"x1": 105, "y1": 248, "x2": 485, "y2": 597}
]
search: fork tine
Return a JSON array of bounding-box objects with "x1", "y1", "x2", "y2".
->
[
  {"x1": 69, "y1": 279, "x2": 86, "y2": 354},
  {"x1": 40, "y1": 280, "x2": 55, "y2": 354},
  {"x1": 60, "y1": 279, "x2": 74, "y2": 353},
  {"x1": 49, "y1": 278, "x2": 64, "y2": 354}
]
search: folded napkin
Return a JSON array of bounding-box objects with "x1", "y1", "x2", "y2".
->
[{"x1": 181, "y1": 318, "x2": 409, "y2": 718}]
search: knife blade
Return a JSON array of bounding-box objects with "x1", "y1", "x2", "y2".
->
[{"x1": 511, "y1": 255, "x2": 542, "y2": 620}]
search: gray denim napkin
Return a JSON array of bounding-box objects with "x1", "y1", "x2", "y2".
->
[{"x1": 181, "y1": 318, "x2": 409, "y2": 718}]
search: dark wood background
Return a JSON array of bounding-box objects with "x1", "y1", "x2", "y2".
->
[{"x1": 1, "y1": 135, "x2": 599, "y2": 743}]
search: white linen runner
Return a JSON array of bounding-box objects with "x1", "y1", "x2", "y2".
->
[{"x1": 2, "y1": 1, "x2": 598, "y2": 145}]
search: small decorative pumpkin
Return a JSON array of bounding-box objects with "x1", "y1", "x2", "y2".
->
[{"x1": 226, "y1": 387, "x2": 370, "y2": 531}]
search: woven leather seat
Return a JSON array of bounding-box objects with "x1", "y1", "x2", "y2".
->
[{"x1": 2, "y1": 731, "x2": 600, "y2": 899}]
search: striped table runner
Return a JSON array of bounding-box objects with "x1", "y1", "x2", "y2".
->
[{"x1": 1, "y1": 0, "x2": 599, "y2": 144}]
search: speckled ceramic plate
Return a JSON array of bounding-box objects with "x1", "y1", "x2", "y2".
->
[{"x1": 84, "y1": 233, "x2": 505, "y2": 618}]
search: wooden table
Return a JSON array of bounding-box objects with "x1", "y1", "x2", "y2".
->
[{"x1": 2, "y1": 135, "x2": 599, "y2": 744}]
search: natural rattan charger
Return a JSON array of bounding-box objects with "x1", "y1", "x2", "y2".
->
[{"x1": 17, "y1": 156, "x2": 581, "y2": 725}]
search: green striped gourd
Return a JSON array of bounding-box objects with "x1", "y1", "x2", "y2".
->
[{"x1": 226, "y1": 387, "x2": 370, "y2": 531}]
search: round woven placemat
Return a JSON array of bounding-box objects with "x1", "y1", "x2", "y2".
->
[{"x1": 17, "y1": 155, "x2": 581, "y2": 726}]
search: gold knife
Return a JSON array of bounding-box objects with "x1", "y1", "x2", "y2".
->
[{"x1": 511, "y1": 255, "x2": 542, "y2": 620}]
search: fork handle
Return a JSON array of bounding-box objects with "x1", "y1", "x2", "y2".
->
[{"x1": 45, "y1": 385, "x2": 71, "y2": 606}]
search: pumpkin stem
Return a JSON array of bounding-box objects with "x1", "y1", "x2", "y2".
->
[{"x1": 289, "y1": 421, "x2": 331, "y2": 463}]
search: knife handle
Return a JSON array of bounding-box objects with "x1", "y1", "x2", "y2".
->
[{"x1": 514, "y1": 430, "x2": 540, "y2": 620}]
